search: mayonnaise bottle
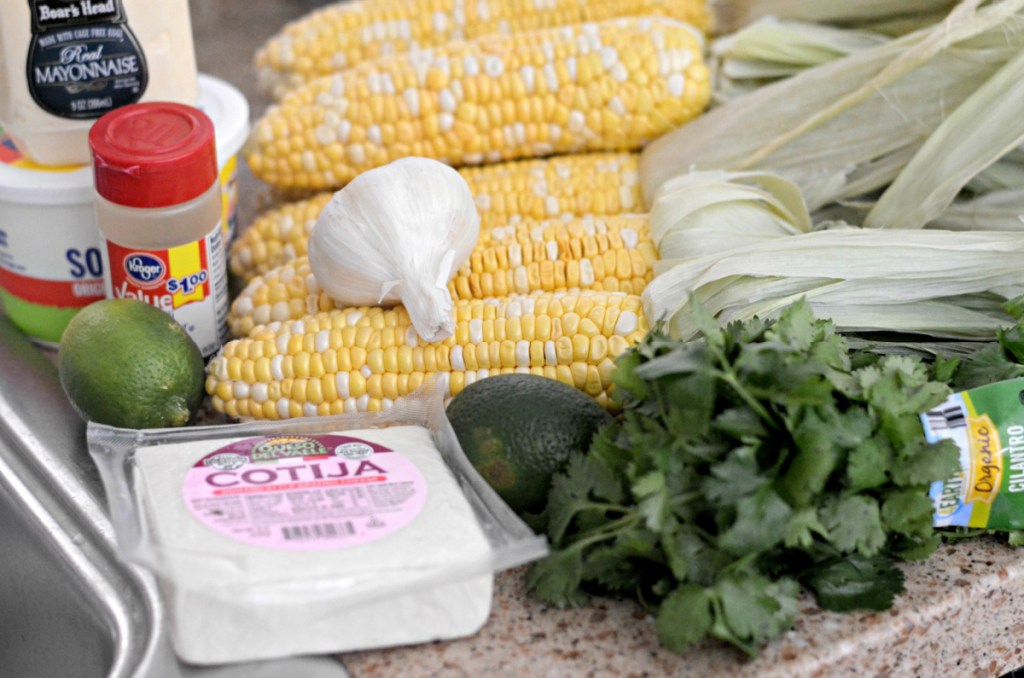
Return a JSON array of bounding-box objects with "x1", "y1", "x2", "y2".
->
[{"x1": 0, "y1": 0, "x2": 199, "y2": 166}]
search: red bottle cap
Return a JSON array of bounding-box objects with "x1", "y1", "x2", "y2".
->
[{"x1": 89, "y1": 102, "x2": 217, "y2": 208}]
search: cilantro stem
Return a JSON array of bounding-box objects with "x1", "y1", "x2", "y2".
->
[
  {"x1": 576, "y1": 500, "x2": 633, "y2": 515},
  {"x1": 570, "y1": 512, "x2": 642, "y2": 547},
  {"x1": 697, "y1": 324, "x2": 776, "y2": 424},
  {"x1": 718, "y1": 368, "x2": 775, "y2": 424}
]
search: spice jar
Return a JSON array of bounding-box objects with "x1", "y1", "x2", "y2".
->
[{"x1": 89, "y1": 102, "x2": 229, "y2": 357}]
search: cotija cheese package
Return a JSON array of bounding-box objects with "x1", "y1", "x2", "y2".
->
[{"x1": 87, "y1": 381, "x2": 547, "y2": 665}]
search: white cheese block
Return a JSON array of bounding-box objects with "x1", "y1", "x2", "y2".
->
[{"x1": 133, "y1": 425, "x2": 494, "y2": 665}]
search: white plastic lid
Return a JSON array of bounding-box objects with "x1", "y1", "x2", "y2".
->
[
  {"x1": 0, "y1": 73, "x2": 250, "y2": 207},
  {"x1": 198, "y1": 73, "x2": 251, "y2": 166},
  {"x1": 0, "y1": 142, "x2": 94, "y2": 205}
]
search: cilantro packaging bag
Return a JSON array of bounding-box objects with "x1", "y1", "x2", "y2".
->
[
  {"x1": 86, "y1": 381, "x2": 547, "y2": 665},
  {"x1": 922, "y1": 377, "x2": 1024, "y2": 529}
]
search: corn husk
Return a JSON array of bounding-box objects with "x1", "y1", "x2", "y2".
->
[
  {"x1": 710, "y1": 19, "x2": 889, "y2": 103},
  {"x1": 864, "y1": 49, "x2": 1024, "y2": 229},
  {"x1": 712, "y1": 0, "x2": 958, "y2": 34},
  {"x1": 643, "y1": 222, "x2": 1024, "y2": 341},
  {"x1": 641, "y1": 0, "x2": 1024, "y2": 210},
  {"x1": 927, "y1": 190, "x2": 1024, "y2": 232},
  {"x1": 966, "y1": 147, "x2": 1024, "y2": 194},
  {"x1": 649, "y1": 170, "x2": 810, "y2": 260}
]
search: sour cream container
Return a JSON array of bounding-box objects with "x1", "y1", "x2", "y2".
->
[{"x1": 0, "y1": 73, "x2": 249, "y2": 347}]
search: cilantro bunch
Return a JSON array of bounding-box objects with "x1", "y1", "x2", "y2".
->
[{"x1": 526, "y1": 301, "x2": 960, "y2": 656}]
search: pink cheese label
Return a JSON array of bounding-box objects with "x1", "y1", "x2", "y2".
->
[{"x1": 183, "y1": 434, "x2": 428, "y2": 551}]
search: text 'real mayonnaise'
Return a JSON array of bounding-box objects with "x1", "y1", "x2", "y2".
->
[{"x1": 0, "y1": 0, "x2": 199, "y2": 166}]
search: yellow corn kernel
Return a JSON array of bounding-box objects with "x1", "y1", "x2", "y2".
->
[
  {"x1": 348, "y1": 372, "x2": 368, "y2": 399},
  {"x1": 367, "y1": 374, "x2": 383, "y2": 399},
  {"x1": 367, "y1": 348, "x2": 384, "y2": 374}
]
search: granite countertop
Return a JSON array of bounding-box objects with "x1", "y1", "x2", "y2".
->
[
  {"x1": 344, "y1": 538, "x2": 1024, "y2": 677},
  {"x1": 188, "y1": 3, "x2": 1023, "y2": 676}
]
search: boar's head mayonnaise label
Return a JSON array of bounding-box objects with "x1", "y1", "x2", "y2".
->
[{"x1": 24, "y1": 0, "x2": 148, "y2": 119}]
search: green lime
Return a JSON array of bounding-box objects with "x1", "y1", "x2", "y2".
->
[
  {"x1": 446, "y1": 373, "x2": 612, "y2": 517},
  {"x1": 58, "y1": 298, "x2": 206, "y2": 429}
]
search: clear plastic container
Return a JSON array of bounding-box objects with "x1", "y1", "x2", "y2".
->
[{"x1": 86, "y1": 381, "x2": 548, "y2": 665}]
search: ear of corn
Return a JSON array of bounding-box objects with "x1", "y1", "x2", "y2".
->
[
  {"x1": 229, "y1": 152, "x2": 642, "y2": 282},
  {"x1": 256, "y1": 0, "x2": 712, "y2": 99},
  {"x1": 206, "y1": 290, "x2": 649, "y2": 419},
  {"x1": 462, "y1": 151, "x2": 642, "y2": 226},
  {"x1": 229, "y1": 214, "x2": 657, "y2": 337},
  {"x1": 246, "y1": 17, "x2": 710, "y2": 191},
  {"x1": 230, "y1": 192, "x2": 334, "y2": 284}
]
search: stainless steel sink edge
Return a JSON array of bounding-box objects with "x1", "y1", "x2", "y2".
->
[
  {"x1": 0, "y1": 420, "x2": 179, "y2": 678},
  {"x1": 0, "y1": 317, "x2": 351, "y2": 678},
  {"x1": 0, "y1": 316, "x2": 183, "y2": 678}
]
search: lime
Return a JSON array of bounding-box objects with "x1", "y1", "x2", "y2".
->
[
  {"x1": 58, "y1": 298, "x2": 206, "y2": 429},
  {"x1": 446, "y1": 373, "x2": 612, "y2": 517}
]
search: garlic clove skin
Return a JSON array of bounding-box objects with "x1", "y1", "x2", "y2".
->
[{"x1": 308, "y1": 157, "x2": 480, "y2": 343}]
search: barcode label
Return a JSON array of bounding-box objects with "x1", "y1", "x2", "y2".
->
[
  {"x1": 281, "y1": 522, "x2": 356, "y2": 541},
  {"x1": 924, "y1": 400, "x2": 967, "y2": 435}
]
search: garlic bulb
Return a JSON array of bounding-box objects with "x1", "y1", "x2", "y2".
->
[{"x1": 308, "y1": 157, "x2": 480, "y2": 342}]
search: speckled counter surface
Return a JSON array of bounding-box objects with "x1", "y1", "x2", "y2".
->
[
  {"x1": 187, "y1": 4, "x2": 1024, "y2": 677},
  {"x1": 342, "y1": 537, "x2": 1022, "y2": 677}
]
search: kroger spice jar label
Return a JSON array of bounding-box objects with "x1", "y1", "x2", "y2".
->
[
  {"x1": 182, "y1": 434, "x2": 430, "y2": 551},
  {"x1": 100, "y1": 221, "x2": 228, "y2": 357}
]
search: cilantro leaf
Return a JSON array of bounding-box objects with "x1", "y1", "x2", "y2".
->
[
  {"x1": 777, "y1": 407, "x2": 842, "y2": 507},
  {"x1": 997, "y1": 317, "x2": 1024, "y2": 362},
  {"x1": 663, "y1": 529, "x2": 731, "y2": 587},
  {"x1": 582, "y1": 532, "x2": 663, "y2": 595},
  {"x1": 803, "y1": 555, "x2": 904, "y2": 612},
  {"x1": 712, "y1": 406, "x2": 767, "y2": 439},
  {"x1": 845, "y1": 438, "x2": 891, "y2": 491},
  {"x1": 1005, "y1": 295, "x2": 1024, "y2": 321},
  {"x1": 545, "y1": 457, "x2": 596, "y2": 545},
  {"x1": 718, "y1": 486, "x2": 792, "y2": 556},
  {"x1": 525, "y1": 547, "x2": 591, "y2": 609},
  {"x1": 819, "y1": 495, "x2": 886, "y2": 556},
  {"x1": 611, "y1": 349, "x2": 650, "y2": 402},
  {"x1": 881, "y1": 489, "x2": 936, "y2": 540},
  {"x1": 859, "y1": 355, "x2": 950, "y2": 417},
  {"x1": 703, "y1": 454, "x2": 767, "y2": 504},
  {"x1": 765, "y1": 299, "x2": 818, "y2": 351},
  {"x1": 712, "y1": 573, "x2": 800, "y2": 655},
  {"x1": 585, "y1": 429, "x2": 629, "y2": 504},
  {"x1": 888, "y1": 438, "x2": 960, "y2": 488},
  {"x1": 784, "y1": 507, "x2": 830, "y2": 549},
  {"x1": 633, "y1": 471, "x2": 670, "y2": 532},
  {"x1": 932, "y1": 355, "x2": 960, "y2": 384},
  {"x1": 953, "y1": 342, "x2": 1024, "y2": 391},
  {"x1": 655, "y1": 585, "x2": 714, "y2": 654},
  {"x1": 687, "y1": 295, "x2": 726, "y2": 350},
  {"x1": 889, "y1": 533, "x2": 941, "y2": 561}
]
